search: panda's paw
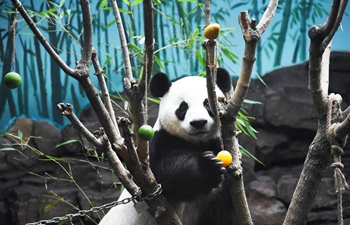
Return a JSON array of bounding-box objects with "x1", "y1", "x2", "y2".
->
[{"x1": 200, "y1": 151, "x2": 226, "y2": 184}]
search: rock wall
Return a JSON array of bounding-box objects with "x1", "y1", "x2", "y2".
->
[
  {"x1": 0, "y1": 52, "x2": 349, "y2": 225},
  {"x1": 240, "y1": 51, "x2": 350, "y2": 225}
]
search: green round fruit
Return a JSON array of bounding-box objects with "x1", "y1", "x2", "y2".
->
[
  {"x1": 4, "y1": 72, "x2": 22, "y2": 89},
  {"x1": 138, "y1": 125, "x2": 154, "y2": 141}
]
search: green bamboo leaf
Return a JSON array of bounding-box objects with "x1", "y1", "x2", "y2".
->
[
  {"x1": 118, "y1": 8, "x2": 132, "y2": 14},
  {"x1": 244, "y1": 120, "x2": 257, "y2": 139},
  {"x1": 236, "y1": 118, "x2": 249, "y2": 136},
  {"x1": 0, "y1": 147, "x2": 18, "y2": 151},
  {"x1": 197, "y1": 71, "x2": 206, "y2": 77},
  {"x1": 100, "y1": 0, "x2": 108, "y2": 8},
  {"x1": 59, "y1": 0, "x2": 66, "y2": 8},
  {"x1": 239, "y1": 145, "x2": 265, "y2": 166},
  {"x1": 130, "y1": 0, "x2": 143, "y2": 7},
  {"x1": 44, "y1": 199, "x2": 61, "y2": 211},
  {"x1": 18, "y1": 130, "x2": 23, "y2": 139},
  {"x1": 254, "y1": 70, "x2": 267, "y2": 87},
  {"x1": 102, "y1": 7, "x2": 113, "y2": 11},
  {"x1": 38, "y1": 8, "x2": 57, "y2": 17},
  {"x1": 147, "y1": 97, "x2": 161, "y2": 104},
  {"x1": 178, "y1": 0, "x2": 197, "y2": 2},
  {"x1": 195, "y1": 50, "x2": 205, "y2": 68},
  {"x1": 154, "y1": 55, "x2": 165, "y2": 70},
  {"x1": 105, "y1": 20, "x2": 116, "y2": 28},
  {"x1": 219, "y1": 45, "x2": 239, "y2": 63},
  {"x1": 55, "y1": 139, "x2": 80, "y2": 148},
  {"x1": 168, "y1": 37, "x2": 179, "y2": 43},
  {"x1": 243, "y1": 99, "x2": 262, "y2": 105},
  {"x1": 103, "y1": 56, "x2": 114, "y2": 67}
]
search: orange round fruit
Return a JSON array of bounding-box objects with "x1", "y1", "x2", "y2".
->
[
  {"x1": 217, "y1": 150, "x2": 232, "y2": 167},
  {"x1": 4, "y1": 72, "x2": 22, "y2": 89},
  {"x1": 138, "y1": 125, "x2": 154, "y2": 141},
  {"x1": 204, "y1": 23, "x2": 220, "y2": 40}
]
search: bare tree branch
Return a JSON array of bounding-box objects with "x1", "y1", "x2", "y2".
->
[
  {"x1": 57, "y1": 103, "x2": 103, "y2": 147},
  {"x1": 217, "y1": 1, "x2": 278, "y2": 224},
  {"x1": 10, "y1": 6, "x2": 17, "y2": 72},
  {"x1": 10, "y1": 0, "x2": 76, "y2": 77},
  {"x1": 139, "y1": 1, "x2": 154, "y2": 94},
  {"x1": 110, "y1": 0, "x2": 133, "y2": 82},
  {"x1": 202, "y1": 0, "x2": 224, "y2": 150},
  {"x1": 108, "y1": 1, "x2": 182, "y2": 224},
  {"x1": 322, "y1": 0, "x2": 348, "y2": 51},
  {"x1": 117, "y1": 117, "x2": 140, "y2": 164},
  {"x1": 308, "y1": 0, "x2": 349, "y2": 115},
  {"x1": 204, "y1": 0, "x2": 210, "y2": 26},
  {"x1": 91, "y1": 49, "x2": 118, "y2": 127},
  {"x1": 132, "y1": 0, "x2": 155, "y2": 163},
  {"x1": 72, "y1": 0, "x2": 128, "y2": 160},
  {"x1": 80, "y1": 0, "x2": 93, "y2": 63},
  {"x1": 56, "y1": 103, "x2": 140, "y2": 195},
  {"x1": 284, "y1": 1, "x2": 349, "y2": 224},
  {"x1": 256, "y1": 0, "x2": 279, "y2": 35}
]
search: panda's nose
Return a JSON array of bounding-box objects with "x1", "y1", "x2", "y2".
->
[{"x1": 190, "y1": 120, "x2": 207, "y2": 129}]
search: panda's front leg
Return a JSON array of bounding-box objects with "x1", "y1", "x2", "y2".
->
[{"x1": 153, "y1": 150, "x2": 226, "y2": 201}]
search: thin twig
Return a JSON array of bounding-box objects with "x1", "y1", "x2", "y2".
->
[
  {"x1": 57, "y1": 103, "x2": 103, "y2": 147},
  {"x1": 108, "y1": 1, "x2": 182, "y2": 223},
  {"x1": 203, "y1": 0, "x2": 222, "y2": 149},
  {"x1": 10, "y1": 0, "x2": 76, "y2": 77},
  {"x1": 109, "y1": 0, "x2": 133, "y2": 81},
  {"x1": 322, "y1": 0, "x2": 349, "y2": 51},
  {"x1": 57, "y1": 103, "x2": 140, "y2": 195},
  {"x1": 134, "y1": 0, "x2": 155, "y2": 162},
  {"x1": 101, "y1": 136, "x2": 140, "y2": 195},
  {"x1": 91, "y1": 49, "x2": 118, "y2": 127},
  {"x1": 10, "y1": 6, "x2": 18, "y2": 72},
  {"x1": 256, "y1": 0, "x2": 279, "y2": 35},
  {"x1": 204, "y1": 0, "x2": 210, "y2": 26}
]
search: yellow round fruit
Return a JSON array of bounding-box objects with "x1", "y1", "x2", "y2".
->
[
  {"x1": 4, "y1": 72, "x2": 22, "y2": 89},
  {"x1": 138, "y1": 125, "x2": 154, "y2": 141},
  {"x1": 217, "y1": 150, "x2": 232, "y2": 167},
  {"x1": 204, "y1": 23, "x2": 220, "y2": 40}
]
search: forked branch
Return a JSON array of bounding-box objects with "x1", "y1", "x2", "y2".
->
[
  {"x1": 201, "y1": 1, "x2": 278, "y2": 225},
  {"x1": 284, "y1": 1, "x2": 349, "y2": 224},
  {"x1": 308, "y1": 0, "x2": 349, "y2": 115}
]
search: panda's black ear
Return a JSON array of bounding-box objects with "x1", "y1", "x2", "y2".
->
[
  {"x1": 149, "y1": 72, "x2": 172, "y2": 97},
  {"x1": 216, "y1": 68, "x2": 232, "y2": 93}
]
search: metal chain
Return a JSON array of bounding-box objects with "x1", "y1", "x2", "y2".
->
[{"x1": 26, "y1": 184, "x2": 162, "y2": 225}]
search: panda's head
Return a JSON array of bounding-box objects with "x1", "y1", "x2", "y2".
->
[{"x1": 150, "y1": 68, "x2": 232, "y2": 143}]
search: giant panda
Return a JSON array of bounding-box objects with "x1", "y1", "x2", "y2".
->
[{"x1": 99, "y1": 68, "x2": 235, "y2": 225}]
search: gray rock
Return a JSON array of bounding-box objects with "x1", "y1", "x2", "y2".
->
[
  {"x1": 248, "y1": 176, "x2": 286, "y2": 225},
  {"x1": 277, "y1": 175, "x2": 299, "y2": 204},
  {"x1": 32, "y1": 120, "x2": 65, "y2": 156}
]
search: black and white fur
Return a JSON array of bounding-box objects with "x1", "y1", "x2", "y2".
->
[{"x1": 99, "y1": 68, "x2": 234, "y2": 225}]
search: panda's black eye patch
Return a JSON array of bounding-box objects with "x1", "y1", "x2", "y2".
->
[
  {"x1": 204, "y1": 99, "x2": 214, "y2": 117},
  {"x1": 175, "y1": 101, "x2": 188, "y2": 121}
]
